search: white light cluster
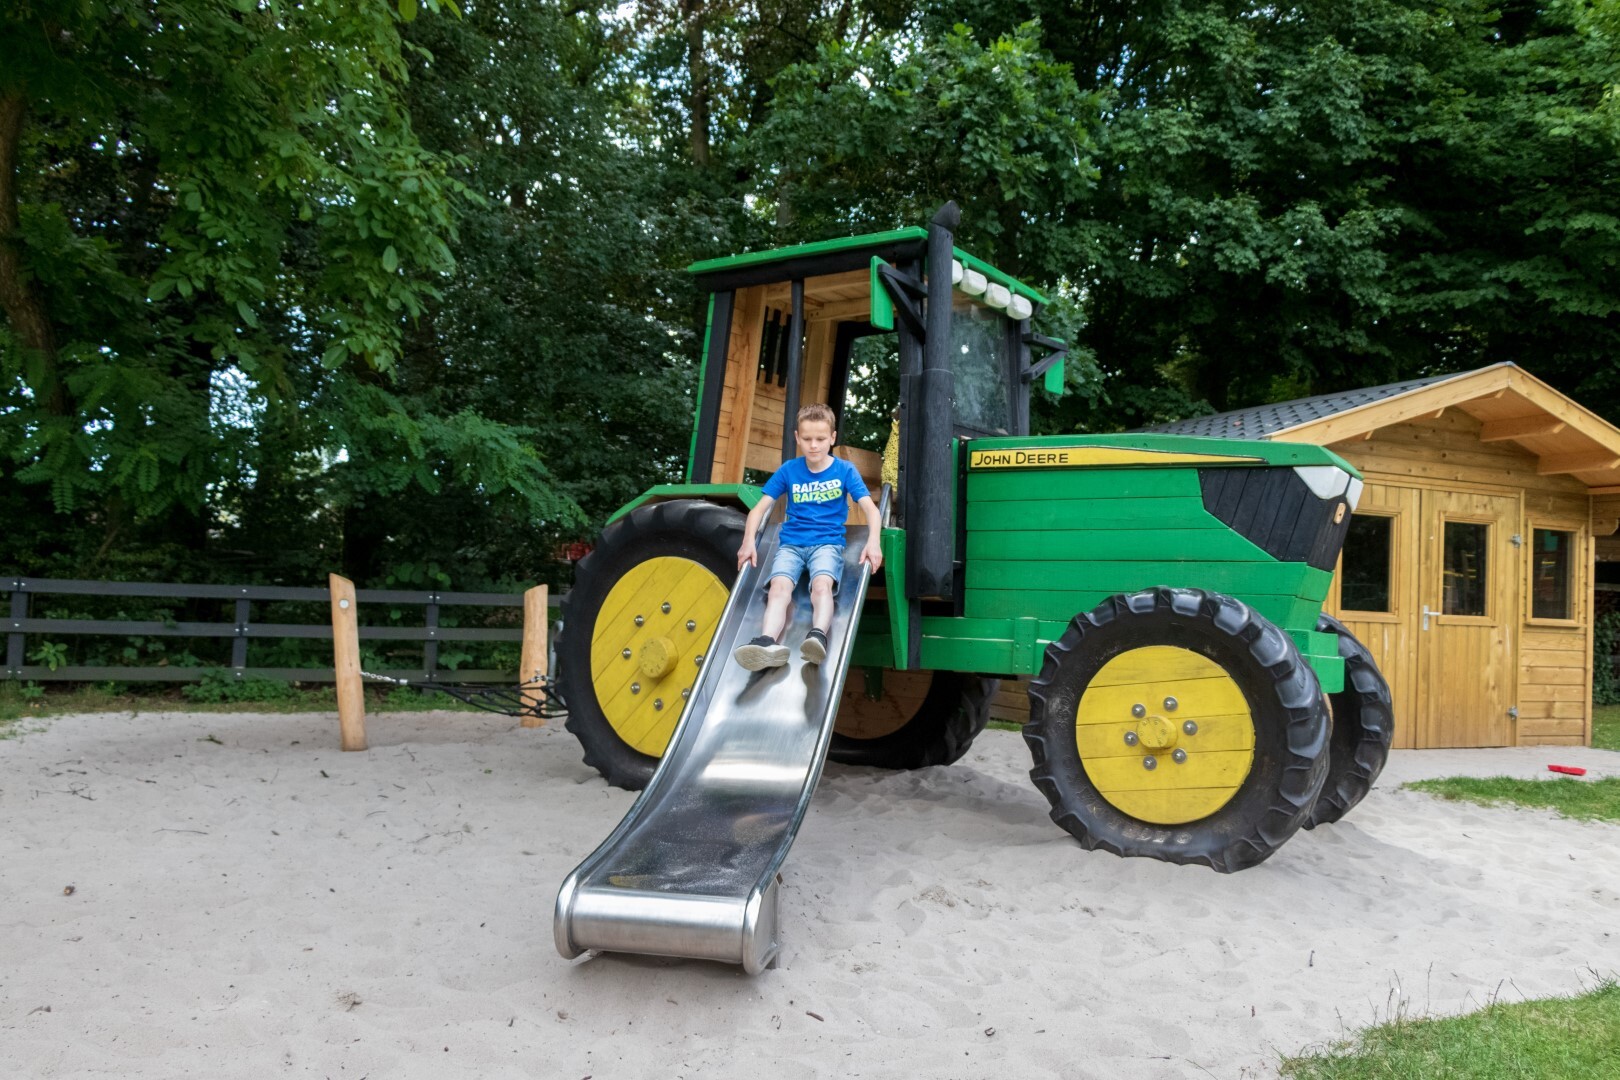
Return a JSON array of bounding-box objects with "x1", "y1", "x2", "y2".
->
[{"x1": 949, "y1": 259, "x2": 1033, "y2": 321}]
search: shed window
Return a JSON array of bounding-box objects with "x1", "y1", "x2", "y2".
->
[
  {"x1": 1531, "y1": 528, "x2": 1573, "y2": 620},
  {"x1": 1340, "y1": 515, "x2": 1392, "y2": 612},
  {"x1": 1442, "y1": 522, "x2": 1488, "y2": 616}
]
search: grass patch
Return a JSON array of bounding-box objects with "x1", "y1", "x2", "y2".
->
[
  {"x1": 1593, "y1": 704, "x2": 1620, "y2": 752},
  {"x1": 986, "y1": 718, "x2": 1023, "y2": 733},
  {"x1": 1405, "y1": 775, "x2": 1620, "y2": 823},
  {"x1": 1282, "y1": 980, "x2": 1620, "y2": 1079},
  {"x1": 0, "y1": 678, "x2": 483, "y2": 725}
]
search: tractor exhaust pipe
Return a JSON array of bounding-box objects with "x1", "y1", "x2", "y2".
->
[{"x1": 908, "y1": 200, "x2": 959, "y2": 601}]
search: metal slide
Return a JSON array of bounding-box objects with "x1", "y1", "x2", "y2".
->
[{"x1": 554, "y1": 503, "x2": 882, "y2": 973}]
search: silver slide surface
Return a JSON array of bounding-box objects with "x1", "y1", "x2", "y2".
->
[{"x1": 553, "y1": 510, "x2": 878, "y2": 973}]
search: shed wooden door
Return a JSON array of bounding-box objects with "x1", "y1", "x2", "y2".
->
[
  {"x1": 1417, "y1": 489, "x2": 1520, "y2": 747},
  {"x1": 1327, "y1": 483, "x2": 1420, "y2": 748}
]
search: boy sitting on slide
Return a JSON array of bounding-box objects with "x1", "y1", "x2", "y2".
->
[{"x1": 733, "y1": 403, "x2": 883, "y2": 670}]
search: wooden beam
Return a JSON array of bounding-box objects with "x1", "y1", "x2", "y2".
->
[
  {"x1": 1479, "y1": 415, "x2": 1567, "y2": 442},
  {"x1": 715, "y1": 288, "x2": 764, "y2": 484},
  {"x1": 807, "y1": 297, "x2": 872, "y2": 321},
  {"x1": 519, "y1": 584, "x2": 549, "y2": 727},
  {"x1": 1590, "y1": 485, "x2": 1620, "y2": 496},
  {"x1": 328, "y1": 573, "x2": 367, "y2": 752},
  {"x1": 1536, "y1": 451, "x2": 1620, "y2": 476}
]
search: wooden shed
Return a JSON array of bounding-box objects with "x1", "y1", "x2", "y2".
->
[{"x1": 992, "y1": 363, "x2": 1620, "y2": 749}]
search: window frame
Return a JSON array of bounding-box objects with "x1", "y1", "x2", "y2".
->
[
  {"x1": 1337, "y1": 511, "x2": 1398, "y2": 616},
  {"x1": 1525, "y1": 520, "x2": 1584, "y2": 628}
]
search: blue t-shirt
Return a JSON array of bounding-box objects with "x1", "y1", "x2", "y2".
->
[{"x1": 762, "y1": 456, "x2": 870, "y2": 547}]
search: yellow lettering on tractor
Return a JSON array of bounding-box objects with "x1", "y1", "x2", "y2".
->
[{"x1": 968, "y1": 446, "x2": 1266, "y2": 470}]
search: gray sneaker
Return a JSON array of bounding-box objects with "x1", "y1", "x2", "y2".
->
[
  {"x1": 734, "y1": 635, "x2": 789, "y2": 670},
  {"x1": 800, "y1": 628, "x2": 828, "y2": 664}
]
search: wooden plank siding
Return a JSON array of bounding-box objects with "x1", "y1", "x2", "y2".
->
[{"x1": 1320, "y1": 412, "x2": 1594, "y2": 747}]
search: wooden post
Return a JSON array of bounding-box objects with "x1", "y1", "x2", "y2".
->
[
  {"x1": 329, "y1": 573, "x2": 367, "y2": 751},
  {"x1": 520, "y1": 584, "x2": 550, "y2": 727}
]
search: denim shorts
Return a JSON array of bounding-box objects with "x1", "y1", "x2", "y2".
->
[{"x1": 767, "y1": 543, "x2": 844, "y2": 595}]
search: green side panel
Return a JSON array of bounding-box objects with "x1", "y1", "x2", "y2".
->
[
  {"x1": 685, "y1": 294, "x2": 717, "y2": 483},
  {"x1": 880, "y1": 527, "x2": 908, "y2": 669},
  {"x1": 849, "y1": 631, "x2": 892, "y2": 669},
  {"x1": 967, "y1": 528, "x2": 1275, "y2": 564},
  {"x1": 966, "y1": 496, "x2": 1218, "y2": 532},
  {"x1": 687, "y1": 227, "x2": 927, "y2": 275},
  {"x1": 967, "y1": 560, "x2": 1316, "y2": 598},
  {"x1": 965, "y1": 433, "x2": 1359, "y2": 476},
  {"x1": 608, "y1": 484, "x2": 764, "y2": 524},
  {"x1": 870, "y1": 256, "x2": 895, "y2": 331},
  {"x1": 968, "y1": 468, "x2": 1203, "y2": 503},
  {"x1": 950, "y1": 248, "x2": 1049, "y2": 306},
  {"x1": 1043, "y1": 358, "x2": 1064, "y2": 395},
  {"x1": 964, "y1": 589, "x2": 1310, "y2": 631},
  {"x1": 1291, "y1": 629, "x2": 1344, "y2": 694},
  {"x1": 1299, "y1": 567, "x2": 1332, "y2": 602}
]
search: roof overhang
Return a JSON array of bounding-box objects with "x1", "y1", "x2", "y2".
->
[{"x1": 1268, "y1": 363, "x2": 1620, "y2": 492}]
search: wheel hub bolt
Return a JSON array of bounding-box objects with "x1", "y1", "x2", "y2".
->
[
  {"x1": 1172, "y1": 748, "x2": 1188, "y2": 764},
  {"x1": 1163, "y1": 697, "x2": 1178, "y2": 711},
  {"x1": 630, "y1": 682, "x2": 641, "y2": 694},
  {"x1": 1123, "y1": 731, "x2": 1140, "y2": 747},
  {"x1": 686, "y1": 620, "x2": 696, "y2": 632},
  {"x1": 1142, "y1": 756, "x2": 1157, "y2": 771},
  {"x1": 694, "y1": 654, "x2": 704, "y2": 666},
  {"x1": 681, "y1": 687, "x2": 691, "y2": 699},
  {"x1": 1131, "y1": 703, "x2": 1146, "y2": 718},
  {"x1": 661, "y1": 602, "x2": 671, "y2": 614},
  {"x1": 1183, "y1": 720, "x2": 1198, "y2": 736},
  {"x1": 634, "y1": 615, "x2": 644, "y2": 627},
  {"x1": 622, "y1": 648, "x2": 632, "y2": 660},
  {"x1": 653, "y1": 699, "x2": 663, "y2": 710}
]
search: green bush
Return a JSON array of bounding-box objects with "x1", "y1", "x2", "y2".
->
[
  {"x1": 180, "y1": 669, "x2": 298, "y2": 704},
  {"x1": 1595, "y1": 611, "x2": 1620, "y2": 706}
]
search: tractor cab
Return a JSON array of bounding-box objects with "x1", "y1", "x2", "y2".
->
[{"x1": 683, "y1": 205, "x2": 1063, "y2": 603}]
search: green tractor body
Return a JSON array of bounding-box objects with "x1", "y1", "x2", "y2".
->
[{"x1": 557, "y1": 205, "x2": 1393, "y2": 872}]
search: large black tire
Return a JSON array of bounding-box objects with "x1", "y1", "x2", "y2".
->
[
  {"x1": 1024, "y1": 587, "x2": 1330, "y2": 873},
  {"x1": 1304, "y1": 614, "x2": 1395, "y2": 828},
  {"x1": 558, "y1": 499, "x2": 744, "y2": 790},
  {"x1": 829, "y1": 669, "x2": 997, "y2": 769}
]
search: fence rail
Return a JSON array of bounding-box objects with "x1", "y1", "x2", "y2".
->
[{"x1": 3, "y1": 576, "x2": 560, "y2": 685}]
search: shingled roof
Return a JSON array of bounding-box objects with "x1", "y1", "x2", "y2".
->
[{"x1": 1145, "y1": 369, "x2": 1480, "y2": 439}]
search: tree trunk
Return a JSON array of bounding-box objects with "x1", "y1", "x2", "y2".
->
[
  {"x1": 682, "y1": 0, "x2": 709, "y2": 167},
  {"x1": 0, "y1": 91, "x2": 63, "y2": 411}
]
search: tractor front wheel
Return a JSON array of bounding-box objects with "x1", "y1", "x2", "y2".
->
[
  {"x1": 557, "y1": 499, "x2": 743, "y2": 790},
  {"x1": 1024, "y1": 587, "x2": 1330, "y2": 873},
  {"x1": 1304, "y1": 614, "x2": 1395, "y2": 828}
]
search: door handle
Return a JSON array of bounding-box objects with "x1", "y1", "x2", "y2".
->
[{"x1": 1422, "y1": 605, "x2": 1440, "y2": 631}]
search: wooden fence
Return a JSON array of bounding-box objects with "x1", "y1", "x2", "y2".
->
[{"x1": 2, "y1": 575, "x2": 558, "y2": 685}]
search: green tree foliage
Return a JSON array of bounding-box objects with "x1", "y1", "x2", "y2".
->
[
  {"x1": 926, "y1": 0, "x2": 1620, "y2": 427},
  {"x1": 0, "y1": 0, "x2": 574, "y2": 584},
  {"x1": 2, "y1": 0, "x2": 1617, "y2": 594}
]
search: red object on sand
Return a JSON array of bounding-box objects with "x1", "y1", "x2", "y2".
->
[{"x1": 1548, "y1": 764, "x2": 1587, "y2": 776}]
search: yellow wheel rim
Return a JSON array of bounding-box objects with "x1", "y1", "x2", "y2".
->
[
  {"x1": 1075, "y1": 646, "x2": 1256, "y2": 825},
  {"x1": 589, "y1": 556, "x2": 729, "y2": 757}
]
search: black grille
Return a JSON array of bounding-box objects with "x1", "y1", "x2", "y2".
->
[{"x1": 1199, "y1": 468, "x2": 1351, "y2": 572}]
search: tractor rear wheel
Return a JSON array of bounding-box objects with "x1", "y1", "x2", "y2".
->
[
  {"x1": 1024, "y1": 587, "x2": 1330, "y2": 873},
  {"x1": 557, "y1": 500, "x2": 743, "y2": 790},
  {"x1": 830, "y1": 668, "x2": 997, "y2": 769},
  {"x1": 1303, "y1": 614, "x2": 1395, "y2": 829}
]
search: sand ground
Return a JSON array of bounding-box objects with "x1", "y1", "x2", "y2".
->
[{"x1": 2, "y1": 709, "x2": 1617, "y2": 1079}]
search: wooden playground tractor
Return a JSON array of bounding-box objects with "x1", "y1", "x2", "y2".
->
[{"x1": 556, "y1": 205, "x2": 1395, "y2": 871}]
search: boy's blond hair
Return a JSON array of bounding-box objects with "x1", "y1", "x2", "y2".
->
[{"x1": 796, "y1": 403, "x2": 836, "y2": 431}]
